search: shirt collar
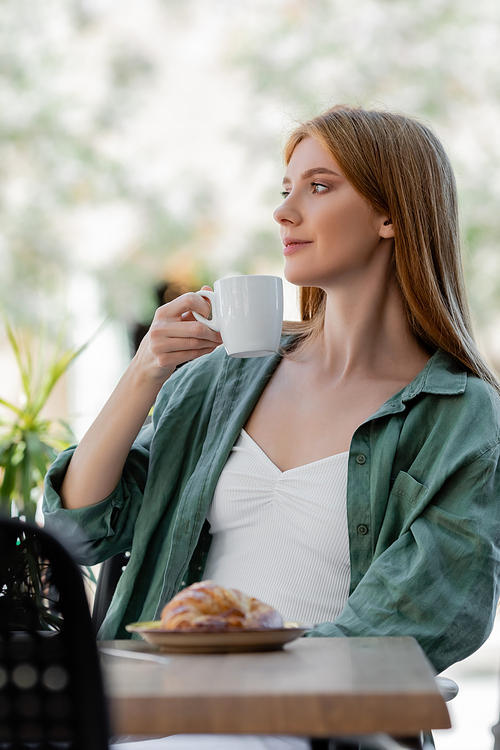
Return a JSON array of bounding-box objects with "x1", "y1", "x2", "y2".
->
[
  {"x1": 365, "y1": 349, "x2": 467, "y2": 422},
  {"x1": 400, "y1": 348, "x2": 467, "y2": 401}
]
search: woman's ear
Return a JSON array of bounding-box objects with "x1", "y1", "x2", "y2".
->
[{"x1": 379, "y1": 218, "x2": 395, "y2": 239}]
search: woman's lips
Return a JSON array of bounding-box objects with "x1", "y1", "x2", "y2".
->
[{"x1": 282, "y1": 240, "x2": 312, "y2": 255}]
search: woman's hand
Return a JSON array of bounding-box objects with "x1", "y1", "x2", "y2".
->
[
  {"x1": 60, "y1": 288, "x2": 222, "y2": 510},
  {"x1": 133, "y1": 287, "x2": 223, "y2": 386}
]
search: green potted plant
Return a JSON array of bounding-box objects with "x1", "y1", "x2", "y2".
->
[
  {"x1": 0, "y1": 311, "x2": 91, "y2": 629},
  {"x1": 0, "y1": 312, "x2": 88, "y2": 519}
]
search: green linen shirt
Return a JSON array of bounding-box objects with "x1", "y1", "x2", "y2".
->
[{"x1": 43, "y1": 342, "x2": 500, "y2": 673}]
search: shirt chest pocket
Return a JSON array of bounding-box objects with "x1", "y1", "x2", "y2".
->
[
  {"x1": 390, "y1": 471, "x2": 429, "y2": 508},
  {"x1": 388, "y1": 470, "x2": 431, "y2": 536},
  {"x1": 376, "y1": 471, "x2": 430, "y2": 548}
]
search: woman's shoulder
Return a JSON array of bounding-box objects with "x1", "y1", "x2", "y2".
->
[
  {"x1": 399, "y1": 349, "x2": 500, "y2": 457},
  {"x1": 422, "y1": 349, "x2": 499, "y2": 403},
  {"x1": 463, "y1": 371, "x2": 500, "y2": 433},
  {"x1": 426, "y1": 349, "x2": 500, "y2": 444}
]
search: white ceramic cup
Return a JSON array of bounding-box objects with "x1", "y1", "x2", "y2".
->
[{"x1": 192, "y1": 275, "x2": 283, "y2": 358}]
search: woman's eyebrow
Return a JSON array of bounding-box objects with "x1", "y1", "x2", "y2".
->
[{"x1": 282, "y1": 167, "x2": 341, "y2": 184}]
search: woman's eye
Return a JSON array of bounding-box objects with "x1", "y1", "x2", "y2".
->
[
  {"x1": 311, "y1": 182, "x2": 328, "y2": 194},
  {"x1": 280, "y1": 191, "x2": 290, "y2": 199}
]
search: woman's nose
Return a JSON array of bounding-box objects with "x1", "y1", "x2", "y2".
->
[{"x1": 273, "y1": 198, "x2": 300, "y2": 225}]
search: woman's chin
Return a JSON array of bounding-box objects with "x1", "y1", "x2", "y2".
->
[
  {"x1": 284, "y1": 268, "x2": 319, "y2": 288},
  {"x1": 284, "y1": 264, "x2": 309, "y2": 286}
]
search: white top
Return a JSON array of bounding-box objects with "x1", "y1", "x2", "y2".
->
[{"x1": 204, "y1": 429, "x2": 351, "y2": 624}]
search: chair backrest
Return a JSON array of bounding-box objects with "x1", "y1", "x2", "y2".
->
[
  {"x1": 92, "y1": 552, "x2": 130, "y2": 636},
  {"x1": 0, "y1": 516, "x2": 109, "y2": 750}
]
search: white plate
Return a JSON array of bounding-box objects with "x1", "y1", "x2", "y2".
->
[{"x1": 125, "y1": 621, "x2": 311, "y2": 653}]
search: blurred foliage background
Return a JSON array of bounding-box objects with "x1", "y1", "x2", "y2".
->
[{"x1": 1, "y1": 0, "x2": 500, "y2": 362}]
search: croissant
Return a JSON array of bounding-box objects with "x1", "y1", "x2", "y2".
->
[{"x1": 160, "y1": 580, "x2": 284, "y2": 631}]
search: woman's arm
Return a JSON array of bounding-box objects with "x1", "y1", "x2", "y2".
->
[{"x1": 60, "y1": 291, "x2": 221, "y2": 510}]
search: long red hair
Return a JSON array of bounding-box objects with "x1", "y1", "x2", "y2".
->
[{"x1": 282, "y1": 105, "x2": 499, "y2": 392}]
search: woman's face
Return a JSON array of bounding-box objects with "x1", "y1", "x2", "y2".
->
[{"x1": 274, "y1": 137, "x2": 392, "y2": 290}]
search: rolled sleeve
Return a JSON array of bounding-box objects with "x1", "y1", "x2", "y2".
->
[{"x1": 43, "y1": 437, "x2": 150, "y2": 565}]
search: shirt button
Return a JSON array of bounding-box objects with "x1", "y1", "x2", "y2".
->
[
  {"x1": 357, "y1": 524, "x2": 369, "y2": 535},
  {"x1": 356, "y1": 454, "x2": 367, "y2": 465}
]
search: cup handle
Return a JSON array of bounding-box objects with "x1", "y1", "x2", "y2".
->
[{"x1": 192, "y1": 290, "x2": 220, "y2": 332}]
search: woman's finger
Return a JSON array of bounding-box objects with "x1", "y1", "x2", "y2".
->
[
  {"x1": 155, "y1": 291, "x2": 213, "y2": 322},
  {"x1": 150, "y1": 319, "x2": 220, "y2": 343},
  {"x1": 149, "y1": 323, "x2": 221, "y2": 351}
]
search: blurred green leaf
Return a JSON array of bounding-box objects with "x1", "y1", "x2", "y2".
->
[{"x1": 0, "y1": 310, "x2": 92, "y2": 519}]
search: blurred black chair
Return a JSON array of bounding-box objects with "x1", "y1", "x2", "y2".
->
[
  {"x1": 0, "y1": 516, "x2": 109, "y2": 750},
  {"x1": 92, "y1": 552, "x2": 130, "y2": 636}
]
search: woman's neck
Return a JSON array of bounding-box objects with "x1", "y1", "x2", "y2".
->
[{"x1": 298, "y1": 271, "x2": 431, "y2": 385}]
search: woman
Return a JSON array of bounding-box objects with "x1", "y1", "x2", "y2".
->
[{"x1": 44, "y1": 105, "x2": 500, "y2": 681}]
